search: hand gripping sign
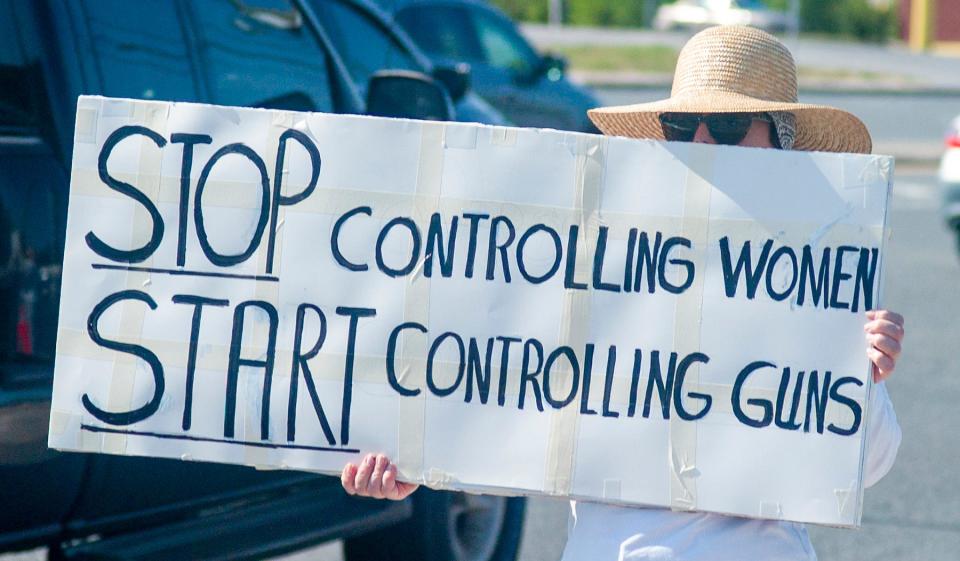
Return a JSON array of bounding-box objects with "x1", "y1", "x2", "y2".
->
[{"x1": 49, "y1": 96, "x2": 892, "y2": 527}]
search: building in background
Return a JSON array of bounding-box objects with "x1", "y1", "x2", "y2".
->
[{"x1": 900, "y1": 0, "x2": 960, "y2": 51}]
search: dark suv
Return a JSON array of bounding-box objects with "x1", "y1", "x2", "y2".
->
[{"x1": 0, "y1": 0, "x2": 523, "y2": 559}]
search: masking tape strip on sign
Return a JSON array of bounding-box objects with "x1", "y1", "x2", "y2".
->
[
  {"x1": 665, "y1": 143, "x2": 715, "y2": 511},
  {"x1": 244, "y1": 110, "x2": 288, "y2": 470},
  {"x1": 544, "y1": 134, "x2": 605, "y2": 497},
  {"x1": 396, "y1": 122, "x2": 445, "y2": 484},
  {"x1": 102, "y1": 101, "x2": 170, "y2": 455}
]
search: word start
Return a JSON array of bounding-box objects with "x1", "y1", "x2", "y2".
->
[{"x1": 83, "y1": 295, "x2": 865, "y2": 448}]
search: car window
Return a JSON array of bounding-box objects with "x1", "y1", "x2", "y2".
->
[
  {"x1": 187, "y1": 0, "x2": 336, "y2": 112},
  {"x1": 0, "y1": 145, "x2": 64, "y2": 365},
  {"x1": 395, "y1": 5, "x2": 483, "y2": 62},
  {"x1": 0, "y1": 0, "x2": 63, "y2": 366},
  {"x1": 470, "y1": 8, "x2": 539, "y2": 73},
  {"x1": 313, "y1": 0, "x2": 420, "y2": 95},
  {"x1": 0, "y1": 0, "x2": 36, "y2": 133},
  {"x1": 80, "y1": 0, "x2": 200, "y2": 101}
]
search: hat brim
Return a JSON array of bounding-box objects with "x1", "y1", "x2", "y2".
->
[{"x1": 588, "y1": 91, "x2": 872, "y2": 154}]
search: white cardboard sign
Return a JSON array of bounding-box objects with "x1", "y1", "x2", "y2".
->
[{"x1": 49, "y1": 96, "x2": 892, "y2": 527}]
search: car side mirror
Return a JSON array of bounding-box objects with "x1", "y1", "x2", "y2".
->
[
  {"x1": 513, "y1": 53, "x2": 567, "y2": 86},
  {"x1": 539, "y1": 53, "x2": 567, "y2": 81},
  {"x1": 366, "y1": 70, "x2": 455, "y2": 122},
  {"x1": 432, "y1": 63, "x2": 471, "y2": 103}
]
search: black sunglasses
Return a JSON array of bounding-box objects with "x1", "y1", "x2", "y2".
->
[{"x1": 658, "y1": 112, "x2": 780, "y2": 148}]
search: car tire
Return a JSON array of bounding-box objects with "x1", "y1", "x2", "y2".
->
[{"x1": 344, "y1": 490, "x2": 526, "y2": 561}]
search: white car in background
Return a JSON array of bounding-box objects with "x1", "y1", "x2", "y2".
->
[
  {"x1": 653, "y1": 0, "x2": 797, "y2": 33},
  {"x1": 937, "y1": 115, "x2": 960, "y2": 252}
]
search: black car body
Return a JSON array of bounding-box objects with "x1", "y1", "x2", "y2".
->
[{"x1": 0, "y1": 1, "x2": 522, "y2": 559}]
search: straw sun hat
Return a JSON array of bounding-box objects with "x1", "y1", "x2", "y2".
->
[{"x1": 587, "y1": 25, "x2": 872, "y2": 154}]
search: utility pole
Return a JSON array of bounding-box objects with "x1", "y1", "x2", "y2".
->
[
  {"x1": 549, "y1": 0, "x2": 562, "y2": 27},
  {"x1": 788, "y1": 0, "x2": 800, "y2": 37},
  {"x1": 642, "y1": 0, "x2": 658, "y2": 28},
  {"x1": 909, "y1": 0, "x2": 936, "y2": 51}
]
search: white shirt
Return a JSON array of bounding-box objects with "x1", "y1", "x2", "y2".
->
[{"x1": 561, "y1": 382, "x2": 901, "y2": 561}]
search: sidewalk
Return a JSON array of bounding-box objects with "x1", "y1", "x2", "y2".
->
[
  {"x1": 523, "y1": 24, "x2": 960, "y2": 94},
  {"x1": 561, "y1": 69, "x2": 960, "y2": 95}
]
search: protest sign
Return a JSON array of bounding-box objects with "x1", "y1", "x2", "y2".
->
[{"x1": 49, "y1": 96, "x2": 892, "y2": 527}]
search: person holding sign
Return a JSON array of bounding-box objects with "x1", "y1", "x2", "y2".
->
[{"x1": 341, "y1": 25, "x2": 904, "y2": 561}]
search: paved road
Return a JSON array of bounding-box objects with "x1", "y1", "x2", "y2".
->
[{"x1": 524, "y1": 25, "x2": 960, "y2": 90}]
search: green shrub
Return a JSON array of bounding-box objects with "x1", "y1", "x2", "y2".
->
[
  {"x1": 490, "y1": 0, "x2": 548, "y2": 22},
  {"x1": 802, "y1": 0, "x2": 899, "y2": 42},
  {"x1": 567, "y1": 0, "x2": 646, "y2": 27},
  {"x1": 492, "y1": 0, "x2": 664, "y2": 27},
  {"x1": 491, "y1": 0, "x2": 898, "y2": 41}
]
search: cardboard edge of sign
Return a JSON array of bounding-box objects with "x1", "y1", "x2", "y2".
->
[
  {"x1": 48, "y1": 439, "x2": 864, "y2": 529},
  {"x1": 51, "y1": 95, "x2": 897, "y2": 530}
]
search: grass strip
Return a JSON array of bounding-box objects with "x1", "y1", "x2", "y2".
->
[
  {"x1": 548, "y1": 44, "x2": 911, "y2": 83},
  {"x1": 549, "y1": 44, "x2": 679, "y2": 73}
]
